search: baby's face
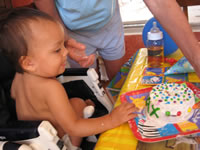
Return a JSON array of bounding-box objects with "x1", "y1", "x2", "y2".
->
[{"x1": 27, "y1": 19, "x2": 68, "y2": 77}]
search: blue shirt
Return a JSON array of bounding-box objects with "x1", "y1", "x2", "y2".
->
[{"x1": 55, "y1": 0, "x2": 116, "y2": 31}]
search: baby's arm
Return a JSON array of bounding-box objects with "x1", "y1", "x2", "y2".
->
[{"x1": 45, "y1": 80, "x2": 137, "y2": 137}]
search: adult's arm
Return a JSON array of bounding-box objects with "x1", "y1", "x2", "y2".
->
[
  {"x1": 144, "y1": 0, "x2": 200, "y2": 77},
  {"x1": 34, "y1": 0, "x2": 65, "y2": 28}
]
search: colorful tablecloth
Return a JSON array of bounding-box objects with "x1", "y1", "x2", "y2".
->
[{"x1": 95, "y1": 48, "x2": 200, "y2": 150}]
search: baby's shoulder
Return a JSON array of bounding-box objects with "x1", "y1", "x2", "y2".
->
[
  {"x1": 42, "y1": 79, "x2": 67, "y2": 97},
  {"x1": 43, "y1": 78, "x2": 64, "y2": 90}
]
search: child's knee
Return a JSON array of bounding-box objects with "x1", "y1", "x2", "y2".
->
[
  {"x1": 70, "y1": 97, "x2": 87, "y2": 117},
  {"x1": 70, "y1": 97, "x2": 86, "y2": 107}
]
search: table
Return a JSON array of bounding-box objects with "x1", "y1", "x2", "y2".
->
[{"x1": 95, "y1": 48, "x2": 199, "y2": 150}]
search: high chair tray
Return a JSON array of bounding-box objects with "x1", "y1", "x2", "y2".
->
[{"x1": 120, "y1": 82, "x2": 200, "y2": 142}]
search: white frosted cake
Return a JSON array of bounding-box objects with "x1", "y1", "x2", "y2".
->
[{"x1": 146, "y1": 83, "x2": 195, "y2": 125}]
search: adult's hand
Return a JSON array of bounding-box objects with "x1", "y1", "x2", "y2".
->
[{"x1": 66, "y1": 38, "x2": 95, "y2": 67}]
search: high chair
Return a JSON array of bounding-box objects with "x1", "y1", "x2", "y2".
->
[{"x1": 0, "y1": 52, "x2": 113, "y2": 150}]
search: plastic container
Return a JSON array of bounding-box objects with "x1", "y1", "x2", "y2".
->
[{"x1": 147, "y1": 21, "x2": 164, "y2": 67}]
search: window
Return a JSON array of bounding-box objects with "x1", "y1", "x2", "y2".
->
[{"x1": 119, "y1": 0, "x2": 200, "y2": 34}]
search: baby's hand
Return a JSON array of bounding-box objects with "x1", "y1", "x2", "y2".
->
[{"x1": 110, "y1": 102, "x2": 138, "y2": 127}]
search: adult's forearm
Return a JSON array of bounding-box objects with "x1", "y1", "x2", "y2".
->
[
  {"x1": 144, "y1": 0, "x2": 200, "y2": 77},
  {"x1": 34, "y1": 0, "x2": 69, "y2": 38},
  {"x1": 34, "y1": 0, "x2": 65, "y2": 26}
]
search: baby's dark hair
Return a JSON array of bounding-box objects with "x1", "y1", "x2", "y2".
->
[{"x1": 0, "y1": 7, "x2": 57, "y2": 73}]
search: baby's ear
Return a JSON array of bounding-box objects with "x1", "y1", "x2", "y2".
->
[{"x1": 19, "y1": 56, "x2": 36, "y2": 72}]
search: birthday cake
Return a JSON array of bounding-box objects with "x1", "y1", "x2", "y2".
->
[{"x1": 146, "y1": 83, "x2": 195, "y2": 126}]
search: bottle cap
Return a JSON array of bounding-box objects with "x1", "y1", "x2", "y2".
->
[{"x1": 147, "y1": 22, "x2": 163, "y2": 40}]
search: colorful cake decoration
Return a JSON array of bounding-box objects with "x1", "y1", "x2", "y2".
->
[{"x1": 146, "y1": 83, "x2": 195, "y2": 126}]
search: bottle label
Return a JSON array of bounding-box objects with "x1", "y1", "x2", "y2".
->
[
  {"x1": 148, "y1": 49, "x2": 162, "y2": 56},
  {"x1": 148, "y1": 47, "x2": 164, "y2": 67}
]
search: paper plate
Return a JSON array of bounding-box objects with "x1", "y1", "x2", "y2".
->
[{"x1": 121, "y1": 82, "x2": 200, "y2": 142}]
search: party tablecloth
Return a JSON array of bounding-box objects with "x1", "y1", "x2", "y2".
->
[{"x1": 95, "y1": 48, "x2": 200, "y2": 150}]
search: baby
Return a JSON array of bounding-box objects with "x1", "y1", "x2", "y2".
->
[{"x1": 0, "y1": 8, "x2": 138, "y2": 149}]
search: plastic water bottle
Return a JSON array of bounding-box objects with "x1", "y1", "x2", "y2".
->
[{"x1": 147, "y1": 21, "x2": 164, "y2": 67}]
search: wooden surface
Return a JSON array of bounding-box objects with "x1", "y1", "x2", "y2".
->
[
  {"x1": 137, "y1": 140, "x2": 195, "y2": 150},
  {"x1": 0, "y1": 0, "x2": 12, "y2": 8},
  {"x1": 176, "y1": 0, "x2": 200, "y2": 6},
  {"x1": 176, "y1": 0, "x2": 200, "y2": 19}
]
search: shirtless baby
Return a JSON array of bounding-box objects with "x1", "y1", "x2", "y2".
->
[{"x1": 0, "y1": 8, "x2": 138, "y2": 149}]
